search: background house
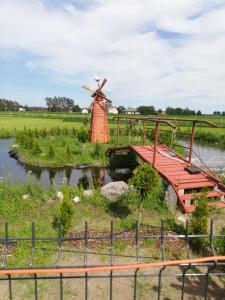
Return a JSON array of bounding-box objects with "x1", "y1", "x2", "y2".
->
[
  {"x1": 124, "y1": 107, "x2": 140, "y2": 115},
  {"x1": 108, "y1": 107, "x2": 118, "y2": 114},
  {"x1": 81, "y1": 108, "x2": 89, "y2": 114}
]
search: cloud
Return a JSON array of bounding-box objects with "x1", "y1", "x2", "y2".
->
[{"x1": 0, "y1": 0, "x2": 225, "y2": 112}]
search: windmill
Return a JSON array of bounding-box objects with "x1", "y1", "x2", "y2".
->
[{"x1": 82, "y1": 78, "x2": 112, "y2": 143}]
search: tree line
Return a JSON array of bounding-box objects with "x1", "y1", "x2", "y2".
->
[
  {"x1": 165, "y1": 106, "x2": 201, "y2": 116},
  {"x1": 0, "y1": 99, "x2": 21, "y2": 111},
  {"x1": 117, "y1": 105, "x2": 203, "y2": 116},
  {"x1": 45, "y1": 97, "x2": 81, "y2": 112}
]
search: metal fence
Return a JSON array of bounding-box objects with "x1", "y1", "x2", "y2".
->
[{"x1": 0, "y1": 220, "x2": 225, "y2": 300}]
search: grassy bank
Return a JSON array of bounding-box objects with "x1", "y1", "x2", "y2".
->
[
  {"x1": 10, "y1": 126, "x2": 186, "y2": 167},
  {"x1": 12, "y1": 127, "x2": 148, "y2": 167},
  {"x1": 0, "y1": 178, "x2": 174, "y2": 268}
]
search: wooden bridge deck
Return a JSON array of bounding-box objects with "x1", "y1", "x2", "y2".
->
[{"x1": 108, "y1": 145, "x2": 225, "y2": 213}]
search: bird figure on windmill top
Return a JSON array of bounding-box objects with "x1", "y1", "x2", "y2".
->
[{"x1": 82, "y1": 77, "x2": 112, "y2": 144}]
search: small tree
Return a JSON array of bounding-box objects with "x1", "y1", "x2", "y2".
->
[
  {"x1": 78, "y1": 127, "x2": 89, "y2": 153},
  {"x1": 92, "y1": 143, "x2": 101, "y2": 158},
  {"x1": 48, "y1": 144, "x2": 55, "y2": 158},
  {"x1": 65, "y1": 144, "x2": 71, "y2": 157},
  {"x1": 53, "y1": 190, "x2": 75, "y2": 235},
  {"x1": 129, "y1": 163, "x2": 161, "y2": 222},
  {"x1": 32, "y1": 140, "x2": 41, "y2": 154},
  {"x1": 190, "y1": 193, "x2": 210, "y2": 252}
]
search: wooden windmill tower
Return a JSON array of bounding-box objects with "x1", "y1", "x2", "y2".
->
[{"x1": 82, "y1": 78, "x2": 112, "y2": 143}]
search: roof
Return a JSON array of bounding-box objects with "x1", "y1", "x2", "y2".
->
[{"x1": 124, "y1": 107, "x2": 138, "y2": 112}]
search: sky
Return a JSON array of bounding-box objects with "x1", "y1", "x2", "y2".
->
[{"x1": 0, "y1": 0, "x2": 225, "y2": 113}]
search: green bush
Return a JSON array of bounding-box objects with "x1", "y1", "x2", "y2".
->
[
  {"x1": 65, "y1": 144, "x2": 71, "y2": 157},
  {"x1": 78, "y1": 127, "x2": 89, "y2": 144},
  {"x1": 53, "y1": 189, "x2": 75, "y2": 235},
  {"x1": 48, "y1": 144, "x2": 55, "y2": 158},
  {"x1": 92, "y1": 143, "x2": 101, "y2": 158},
  {"x1": 129, "y1": 163, "x2": 161, "y2": 222},
  {"x1": 190, "y1": 193, "x2": 210, "y2": 252},
  {"x1": 32, "y1": 140, "x2": 42, "y2": 155},
  {"x1": 129, "y1": 163, "x2": 161, "y2": 198}
]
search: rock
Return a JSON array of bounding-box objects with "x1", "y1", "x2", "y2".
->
[
  {"x1": 22, "y1": 194, "x2": 30, "y2": 200},
  {"x1": 114, "y1": 168, "x2": 131, "y2": 175},
  {"x1": 100, "y1": 181, "x2": 129, "y2": 200},
  {"x1": 165, "y1": 185, "x2": 177, "y2": 209},
  {"x1": 57, "y1": 191, "x2": 64, "y2": 201},
  {"x1": 83, "y1": 190, "x2": 93, "y2": 197},
  {"x1": 73, "y1": 196, "x2": 81, "y2": 203},
  {"x1": 76, "y1": 164, "x2": 89, "y2": 169},
  {"x1": 177, "y1": 215, "x2": 187, "y2": 224}
]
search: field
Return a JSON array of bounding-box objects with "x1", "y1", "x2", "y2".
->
[{"x1": 1, "y1": 111, "x2": 225, "y2": 135}]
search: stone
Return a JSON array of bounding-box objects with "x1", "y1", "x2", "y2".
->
[
  {"x1": 114, "y1": 168, "x2": 131, "y2": 174},
  {"x1": 177, "y1": 215, "x2": 187, "y2": 224},
  {"x1": 56, "y1": 191, "x2": 64, "y2": 201},
  {"x1": 73, "y1": 196, "x2": 81, "y2": 203},
  {"x1": 100, "y1": 181, "x2": 129, "y2": 200},
  {"x1": 83, "y1": 190, "x2": 93, "y2": 197},
  {"x1": 22, "y1": 194, "x2": 30, "y2": 200},
  {"x1": 165, "y1": 185, "x2": 177, "y2": 209}
]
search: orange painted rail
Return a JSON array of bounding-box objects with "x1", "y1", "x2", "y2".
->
[{"x1": 0, "y1": 256, "x2": 225, "y2": 276}]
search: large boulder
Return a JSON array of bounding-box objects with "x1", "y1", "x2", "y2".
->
[{"x1": 100, "y1": 181, "x2": 129, "y2": 200}]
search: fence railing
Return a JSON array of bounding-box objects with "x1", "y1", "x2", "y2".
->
[{"x1": 0, "y1": 220, "x2": 225, "y2": 299}]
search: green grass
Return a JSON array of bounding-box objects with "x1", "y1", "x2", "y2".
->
[
  {"x1": 0, "y1": 178, "x2": 174, "y2": 268},
  {"x1": 1, "y1": 112, "x2": 225, "y2": 136}
]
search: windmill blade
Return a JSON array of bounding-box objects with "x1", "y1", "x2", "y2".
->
[
  {"x1": 100, "y1": 78, "x2": 107, "y2": 90},
  {"x1": 103, "y1": 96, "x2": 112, "y2": 104},
  {"x1": 82, "y1": 85, "x2": 95, "y2": 93}
]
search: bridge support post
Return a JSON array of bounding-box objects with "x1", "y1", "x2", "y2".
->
[
  {"x1": 117, "y1": 118, "x2": 120, "y2": 146},
  {"x1": 143, "y1": 121, "x2": 146, "y2": 146},
  {"x1": 189, "y1": 121, "x2": 196, "y2": 163},
  {"x1": 153, "y1": 121, "x2": 160, "y2": 167}
]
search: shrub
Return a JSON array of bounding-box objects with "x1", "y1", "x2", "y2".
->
[
  {"x1": 78, "y1": 127, "x2": 89, "y2": 144},
  {"x1": 65, "y1": 145, "x2": 71, "y2": 157},
  {"x1": 129, "y1": 163, "x2": 161, "y2": 222},
  {"x1": 215, "y1": 226, "x2": 225, "y2": 255},
  {"x1": 32, "y1": 140, "x2": 42, "y2": 155},
  {"x1": 48, "y1": 144, "x2": 55, "y2": 158},
  {"x1": 53, "y1": 190, "x2": 75, "y2": 235},
  {"x1": 190, "y1": 193, "x2": 210, "y2": 252},
  {"x1": 129, "y1": 163, "x2": 161, "y2": 198},
  {"x1": 92, "y1": 143, "x2": 101, "y2": 158}
]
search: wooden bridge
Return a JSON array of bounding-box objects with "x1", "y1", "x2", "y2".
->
[{"x1": 108, "y1": 117, "x2": 225, "y2": 213}]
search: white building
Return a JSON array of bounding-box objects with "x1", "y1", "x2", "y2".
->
[
  {"x1": 81, "y1": 108, "x2": 89, "y2": 114},
  {"x1": 108, "y1": 107, "x2": 118, "y2": 114},
  {"x1": 124, "y1": 107, "x2": 140, "y2": 115},
  {"x1": 19, "y1": 108, "x2": 26, "y2": 112}
]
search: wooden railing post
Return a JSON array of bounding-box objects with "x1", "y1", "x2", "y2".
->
[
  {"x1": 189, "y1": 121, "x2": 196, "y2": 163},
  {"x1": 143, "y1": 121, "x2": 146, "y2": 146},
  {"x1": 117, "y1": 118, "x2": 120, "y2": 146},
  {"x1": 153, "y1": 121, "x2": 160, "y2": 167}
]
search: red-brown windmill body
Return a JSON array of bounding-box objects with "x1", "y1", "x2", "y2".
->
[{"x1": 83, "y1": 78, "x2": 111, "y2": 144}]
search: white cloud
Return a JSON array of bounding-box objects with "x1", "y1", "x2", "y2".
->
[{"x1": 0, "y1": 0, "x2": 225, "y2": 112}]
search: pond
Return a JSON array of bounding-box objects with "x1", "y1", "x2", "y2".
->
[
  {"x1": 1, "y1": 138, "x2": 225, "y2": 187},
  {"x1": 181, "y1": 140, "x2": 225, "y2": 174},
  {"x1": 0, "y1": 139, "x2": 132, "y2": 187}
]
